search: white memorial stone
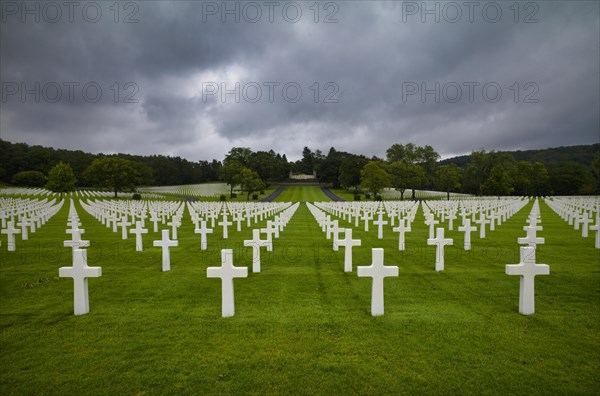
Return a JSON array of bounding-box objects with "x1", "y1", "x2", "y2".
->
[
  {"x1": 58, "y1": 248, "x2": 102, "y2": 315},
  {"x1": 153, "y1": 229, "x2": 178, "y2": 271},
  {"x1": 505, "y1": 246, "x2": 549, "y2": 315},
  {"x1": 458, "y1": 219, "x2": 477, "y2": 251},
  {"x1": 392, "y1": 218, "x2": 411, "y2": 251},
  {"x1": 518, "y1": 226, "x2": 544, "y2": 248},
  {"x1": 244, "y1": 228, "x2": 270, "y2": 273},
  {"x1": 357, "y1": 248, "x2": 398, "y2": 316},
  {"x1": 119, "y1": 216, "x2": 131, "y2": 240},
  {"x1": 130, "y1": 221, "x2": 148, "y2": 251},
  {"x1": 218, "y1": 214, "x2": 233, "y2": 239},
  {"x1": 207, "y1": 249, "x2": 248, "y2": 318},
  {"x1": 1, "y1": 221, "x2": 20, "y2": 251},
  {"x1": 194, "y1": 220, "x2": 213, "y2": 250},
  {"x1": 17, "y1": 217, "x2": 29, "y2": 240},
  {"x1": 373, "y1": 213, "x2": 388, "y2": 240},
  {"x1": 475, "y1": 214, "x2": 488, "y2": 239},
  {"x1": 427, "y1": 227, "x2": 453, "y2": 271},
  {"x1": 336, "y1": 228, "x2": 361, "y2": 272}
]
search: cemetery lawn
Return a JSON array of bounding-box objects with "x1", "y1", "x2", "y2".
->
[
  {"x1": 0, "y1": 193, "x2": 599, "y2": 395},
  {"x1": 274, "y1": 186, "x2": 331, "y2": 202}
]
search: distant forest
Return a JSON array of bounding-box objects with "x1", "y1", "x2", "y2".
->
[
  {"x1": 439, "y1": 144, "x2": 600, "y2": 169},
  {"x1": 0, "y1": 139, "x2": 598, "y2": 196}
]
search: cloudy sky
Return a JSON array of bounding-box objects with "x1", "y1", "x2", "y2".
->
[{"x1": 1, "y1": 1, "x2": 598, "y2": 161}]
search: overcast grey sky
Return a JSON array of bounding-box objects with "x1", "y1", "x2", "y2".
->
[{"x1": 1, "y1": 1, "x2": 598, "y2": 161}]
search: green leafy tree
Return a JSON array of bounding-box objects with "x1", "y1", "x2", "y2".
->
[
  {"x1": 415, "y1": 145, "x2": 440, "y2": 182},
  {"x1": 512, "y1": 162, "x2": 533, "y2": 196},
  {"x1": 407, "y1": 166, "x2": 427, "y2": 199},
  {"x1": 45, "y1": 162, "x2": 77, "y2": 199},
  {"x1": 240, "y1": 168, "x2": 264, "y2": 200},
  {"x1": 462, "y1": 150, "x2": 515, "y2": 195},
  {"x1": 385, "y1": 143, "x2": 439, "y2": 191},
  {"x1": 388, "y1": 162, "x2": 424, "y2": 200},
  {"x1": 248, "y1": 151, "x2": 277, "y2": 185},
  {"x1": 531, "y1": 162, "x2": 549, "y2": 196},
  {"x1": 84, "y1": 157, "x2": 149, "y2": 197},
  {"x1": 339, "y1": 155, "x2": 368, "y2": 191},
  {"x1": 434, "y1": 164, "x2": 461, "y2": 200},
  {"x1": 12, "y1": 170, "x2": 47, "y2": 187},
  {"x1": 224, "y1": 147, "x2": 253, "y2": 167},
  {"x1": 481, "y1": 166, "x2": 513, "y2": 196},
  {"x1": 360, "y1": 161, "x2": 390, "y2": 199},
  {"x1": 549, "y1": 163, "x2": 596, "y2": 195},
  {"x1": 592, "y1": 152, "x2": 600, "y2": 193},
  {"x1": 386, "y1": 143, "x2": 418, "y2": 163},
  {"x1": 219, "y1": 160, "x2": 244, "y2": 197},
  {"x1": 299, "y1": 147, "x2": 315, "y2": 175}
]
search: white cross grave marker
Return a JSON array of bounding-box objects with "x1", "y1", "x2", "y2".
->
[
  {"x1": 58, "y1": 249, "x2": 102, "y2": 315},
  {"x1": 458, "y1": 219, "x2": 477, "y2": 251},
  {"x1": 475, "y1": 214, "x2": 488, "y2": 239},
  {"x1": 373, "y1": 213, "x2": 388, "y2": 240},
  {"x1": 357, "y1": 248, "x2": 398, "y2": 316},
  {"x1": 218, "y1": 214, "x2": 233, "y2": 239},
  {"x1": 590, "y1": 215, "x2": 600, "y2": 249},
  {"x1": 130, "y1": 221, "x2": 148, "y2": 251},
  {"x1": 1, "y1": 221, "x2": 20, "y2": 251},
  {"x1": 206, "y1": 249, "x2": 248, "y2": 318},
  {"x1": 64, "y1": 227, "x2": 90, "y2": 250},
  {"x1": 153, "y1": 229, "x2": 178, "y2": 271},
  {"x1": 392, "y1": 218, "x2": 411, "y2": 251},
  {"x1": 505, "y1": 246, "x2": 549, "y2": 315},
  {"x1": 244, "y1": 228, "x2": 270, "y2": 273},
  {"x1": 17, "y1": 217, "x2": 29, "y2": 240},
  {"x1": 427, "y1": 227, "x2": 453, "y2": 271},
  {"x1": 195, "y1": 220, "x2": 213, "y2": 250},
  {"x1": 424, "y1": 214, "x2": 439, "y2": 240},
  {"x1": 119, "y1": 216, "x2": 131, "y2": 240},
  {"x1": 336, "y1": 228, "x2": 361, "y2": 272},
  {"x1": 518, "y1": 226, "x2": 544, "y2": 248}
]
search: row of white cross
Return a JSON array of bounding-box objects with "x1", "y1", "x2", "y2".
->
[
  {"x1": 308, "y1": 202, "x2": 397, "y2": 316},
  {"x1": 1, "y1": 197, "x2": 64, "y2": 251},
  {"x1": 58, "y1": 200, "x2": 102, "y2": 315},
  {"x1": 544, "y1": 197, "x2": 600, "y2": 248},
  {"x1": 506, "y1": 199, "x2": 550, "y2": 315},
  {"x1": 58, "y1": 199, "x2": 299, "y2": 315},
  {"x1": 206, "y1": 203, "x2": 300, "y2": 317},
  {"x1": 311, "y1": 198, "x2": 550, "y2": 316}
]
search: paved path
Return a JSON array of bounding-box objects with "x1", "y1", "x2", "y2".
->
[
  {"x1": 320, "y1": 187, "x2": 345, "y2": 201},
  {"x1": 262, "y1": 186, "x2": 286, "y2": 202}
]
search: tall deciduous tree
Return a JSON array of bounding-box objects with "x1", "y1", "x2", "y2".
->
[
  {"x1": 224, "y1": 147, "x2": 253, "y2": 166},
  {"x1": 386, "y1": 143, "x2": 418, "y2": 163},
  {"x1": 512, "y1": 161, "x2": 533, "y2": 196},
  {"x1": 240, "y1": 168, "x2": 263, "y2": 200},
  {"x1": 481, "y1": 166, "x2": 513, "y2": 196},
  {"x1": 45, "y1": 162, "x2": 77, "y2": 199},
  {"x1": 219, "y1": 160, "x2": 244, "y2": 197},
  {"x1": 339, "y1": 155, "x2": 368, "y2": 190},
  {"x1": 531, "y1": 162, "x2": 549, "y2": 196},
  {"x1": 360, "y1": 161, "x2": 390, "y2": 199},
  {"x1": 434, "y1": 164, "x2": 461, "y2": 200},
  {"x1": 12, "y1": 170, "x2": 47, "y2": 187},
  {"x1": 388, "y1": 162, "x2": 423, "y2": 200},
  {"x1": 84, "y1": 157, "x2": 150, "y2": 197}
]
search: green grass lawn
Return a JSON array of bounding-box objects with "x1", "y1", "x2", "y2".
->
[
  {"x1": 274, "y1": 186, "x2": 331, "y2": 202},
  {"x1": 0, "y1": 191, "x2": 598, "y2": 394}
]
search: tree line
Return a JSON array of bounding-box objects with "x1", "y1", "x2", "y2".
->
[
  {"x1": 303, "y1": 143, "x2": 599, "y2": 198},
  {"x1": 1, "y1": 139, "x2": 598, "y2": 197}
]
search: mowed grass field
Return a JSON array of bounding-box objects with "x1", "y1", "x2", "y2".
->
[
  {"x1": 274, "y1": 186, "x2": 331, "y2": 202},
  {"x1": 0, "y1": 190, "x2": 599, "y2": 394}
]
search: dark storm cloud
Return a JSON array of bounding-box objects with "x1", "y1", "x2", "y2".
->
[{"x1": 1, "y1": 1, "x2": 598, "y2": 161}]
